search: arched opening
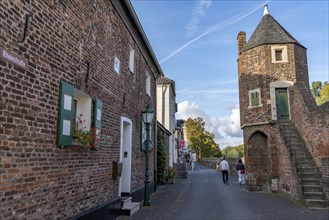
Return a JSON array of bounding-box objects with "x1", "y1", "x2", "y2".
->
[{"x1": 246, "y1": 131, "x2": 270, "y2": 191}]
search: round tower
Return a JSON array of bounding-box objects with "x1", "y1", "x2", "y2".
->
[{"x1": 237, "y1": 5, "x2": 309, "y2": 192}]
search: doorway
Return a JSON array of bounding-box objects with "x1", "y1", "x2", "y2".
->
[
  {"x1": 119, "y1": 117, "x2": 132, "y2": 196},
  {"x1": 275, "y1": 88, "x2": 290, "y2": 121}
]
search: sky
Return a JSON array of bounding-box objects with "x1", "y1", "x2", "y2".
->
[{"x1": 130, "y1": 0, "x2": 329, "y2": 149}]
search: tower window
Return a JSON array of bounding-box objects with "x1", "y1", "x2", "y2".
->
[
  {"x1": 271, "y1": 45, "x2": 288, "y2": 63},
  {"x1": 275, "y1": 49, "x2": 283, "y2": 61},
  {"x1": 248, "y1": 88, "x2": 262, "y2": 108}
]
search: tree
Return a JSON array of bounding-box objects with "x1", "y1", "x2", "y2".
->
[
  {"x1": 184, "y1": 117, "x2": 221, "y2": 161},
  {"x1": 311, "y1": 81, "x2": 329, "y2": 105},
  {"x1": 222, "y1": 144, "x2": 244, "y2": 159},
  {"x1": 311, "y1": 81, "x2": 323, "y2": 97},
  {"x1": 316, "y1": 83, "x2": 329, "y2": 105}
]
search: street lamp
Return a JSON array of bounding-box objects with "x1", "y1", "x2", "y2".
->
[{"x1": 142, "y1": 105, "x2": 154, "y2": 206}]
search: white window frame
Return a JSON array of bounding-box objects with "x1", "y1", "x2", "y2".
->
[
  {"x1": 74, "y1": 89, "x2": 92, "y2": 131},
  {"x1": 146, "y1": 70, "x2": 151, "y2": 96},
  {"x1": 271, "y1": 45, "x2": 288, "y2": 63},
  {"x1": 114, "y1": 56, "x2": 120, "y2": 74},
  {"x1": 248, "y1": 88, "x2": 263, "y2": 108},
  {"x1": 129, "y1": 45, "x2": 135, "y2": 73}
]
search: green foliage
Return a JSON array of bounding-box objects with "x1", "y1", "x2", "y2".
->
[
  {"x1": 311, "y1": 81, "x2": 329, "y2": 105},
  {"x1": 311, "y1": 81, "x2": 323, "y2": 97},
  {"x1": 316, "y1": 83, "x2": 329, "y2": 105},
  {"x1": 222, "y1": 144, "x2": 244, "y2": 159},
  {"x1": 184, "y1": 117, "x2": 221, "y2": 161},
  {"x1": 157, "y1": 127, "x2": 167, "y2": 184},
  {"x1": 72, "y1": 114, "x2": 99, "y2": 151}
]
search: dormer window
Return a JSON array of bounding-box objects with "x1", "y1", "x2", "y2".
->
[{"x1": 271, "y1": 46, "x2": 288, "y2": 63}]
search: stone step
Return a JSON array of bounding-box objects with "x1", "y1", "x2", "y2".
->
[
  {"x1": 305, "y1": 199, "x2": 329, "y2": 208},
  {"x1": 303, "y1": 185, "x2": 324, "y2": 192},
  {"x1": 291, "y1": 150, "x2": 308, "y2": 156},
  {"x1": 298, "y1": 167, "x2": 320, "y2": 173},
  {"x1": 299, "y1": 161, "x2": 315, "y2": 166},
  {"x1": 299, "y1": 173, "x2": 322, "y2": 179},
  {"x1": 303, "y1": 192, "x2": 326, "y2": 200},
  {"x1": 297, "y1": 157, "x2": 314, "y2": 162},
  {"x1": 302, "y1": 179, "x2": 321, "y2": 185},
  {"x1": 121, "y1": 202, "x2": 140, "y2": 216},
  {"x1": 283, "y1": 138, "x2": 300, "y2": 143},
  {"x1": 121, "y1": 197, "x2": 132, "y2": 209},
  {"x1": 295, "y1": 152, "x2": 312, "y2": 157},
  {"x1": 308, "y1": 206, "x2": 329, "y2": 211}
]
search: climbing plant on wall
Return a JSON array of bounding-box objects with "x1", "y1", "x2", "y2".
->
[{"x1": 157, "y1": 127, "x2": 167, "y2": 185}]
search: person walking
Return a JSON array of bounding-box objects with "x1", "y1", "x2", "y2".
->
[
  {"x1": 236, "y1": 158, "x2": 245, "y2": 185},
  {"x1": 219, "y1": 157, "x2": 230, "y2": 184}
]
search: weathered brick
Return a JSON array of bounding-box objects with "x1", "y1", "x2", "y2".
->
[{"x1": 0, "y1": 1, "x2": 159, "y2": 219}]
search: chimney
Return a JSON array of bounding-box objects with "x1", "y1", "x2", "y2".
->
[
  {"x1": 237, "y1": 31, "x2": 246, "y2": 55},
  {"x1": 263, "y1": 5, "x2": 270, "y2": 16}
]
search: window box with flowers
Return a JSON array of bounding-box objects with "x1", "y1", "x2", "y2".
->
[
  {"x1": 72, "y1": 114, "x2": 100, "y2": 151},
  {"x1": 57, "y1": 81, "x2": 103, "y2": 151}
]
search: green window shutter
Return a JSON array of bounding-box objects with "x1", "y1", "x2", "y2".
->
[
  {"x1": 57, "y1": 81, "x2": 74, "y2": 146},
  {"x1": 93, "y1": 99, "x2": 103, "y2": 130},
  {"x1": 251, "y1": 92, "x2": 259, "y2": 107},
  {"x1": 255, "y1": 92, "x2": 259, "y2": 106},
  {"x1": 251, "y1": 93, "x2": 255, "y2": 106}
]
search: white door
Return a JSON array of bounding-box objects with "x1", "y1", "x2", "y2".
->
[{"x1": 119, "y1": 117, "x2": 132, "y2": 196}]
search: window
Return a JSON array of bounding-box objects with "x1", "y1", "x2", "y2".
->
[
  {"x1": 271, "y1": 45, "x2": 288, "y2": 63},
  {"x1": 275, "y1": 49, "x2": 283, "y2": 61},
  {"x1": 146, "y1": 70, "x2": 151, "y2": 96},
  {"x1": 248, "y1": 88, "x2": 262, "y2": 108},
  {"x1": 114, "y1": 56, "x2": 120, "y2": 74},
  {"x1": 57, "y1": 81, "x2": 103, "y2": 146},
  {"x1": 129, "y1": 45, "x2": 135, "y2": 73}
]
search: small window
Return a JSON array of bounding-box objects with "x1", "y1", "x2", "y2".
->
[
  {"x1": 146, "y1": 70, "x2": 151, "y2": 96},
  {"x1": 248, "y1": 88, "x2": 262, "y2": 108},
  {"x1": 271, "y1": 46, "x2": 288, "y2": 63},
  {"x1": 57, "y1": 81, "x2": 103, "y2": 147},
  {"x1": 129, "y1": 45, "x2": 135, "y2": 73},
  {"x1": 114, "y1": 56, "x2": 120, "y2": 74},
  {"x1": 275, "y1": 49, "x2": 283, "y2": 61}
]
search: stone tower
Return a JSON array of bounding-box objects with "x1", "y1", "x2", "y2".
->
[{"x1": 237, "y1": 5, "x2": 329, "y2": 209}]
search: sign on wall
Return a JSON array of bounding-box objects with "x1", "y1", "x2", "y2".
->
[{"x1": 0, "y1": 47, "x2": 28, "y2": 70}]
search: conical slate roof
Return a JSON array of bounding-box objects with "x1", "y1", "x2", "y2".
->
[{"x1": 243, "y1": 8, "x2": 305, "y2": 51}]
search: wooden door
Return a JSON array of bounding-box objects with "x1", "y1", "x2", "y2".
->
[{"x1": 275, "y1": 88, "x2": 289, "y2": 120}]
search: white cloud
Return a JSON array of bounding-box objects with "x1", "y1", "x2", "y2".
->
[
  {"x1": 186, "y1": 0, "x2": 212, "y2": 37},
  {"x1": 177, "y1": 101, "x2": 243, "y2": 149}
]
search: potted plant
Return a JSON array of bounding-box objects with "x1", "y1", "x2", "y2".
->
[
  {"x1": 166, "y1": 166, "x2": 176, "y2": 184},
  {"x1": 72, "y1": 114, "x2": 99, "y2": 151}
]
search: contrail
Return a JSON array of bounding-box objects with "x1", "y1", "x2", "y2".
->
[
  {"x1": 177, "y1": 78, "x2": 236, "y2": 93},
  {"x1": 160, "y1": 0, "x2": 270, "y2": 64}
]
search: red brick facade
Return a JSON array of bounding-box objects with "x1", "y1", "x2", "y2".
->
[{"x1": 0, "y1": 0, "x2": 162, "y2": 219}]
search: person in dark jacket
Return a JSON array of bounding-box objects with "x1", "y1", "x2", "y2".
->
[{"x1": 236, "y1": 158, "x2": 245, "y2": 185}]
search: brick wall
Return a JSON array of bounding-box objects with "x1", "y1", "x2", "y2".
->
[
  {"x1": 238, "y1": 41, "x2": 310, "y2": 201},
  {"x1": 0, "y1": 1, "x2": 159, "y2": 219},
  {"x1": 243, "y1": 125, "x2": 302, "y2": 200},
  {"x1": 238, "y1": 44, "x2": 300, "y2": 127},
  {"x1": 290, "y1": 83, "x2": 329, "y2": 179}
]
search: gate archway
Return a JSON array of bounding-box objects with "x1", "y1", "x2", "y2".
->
[{"x1": 246, "y1": 131, "x2": 270, "y2": 191}]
